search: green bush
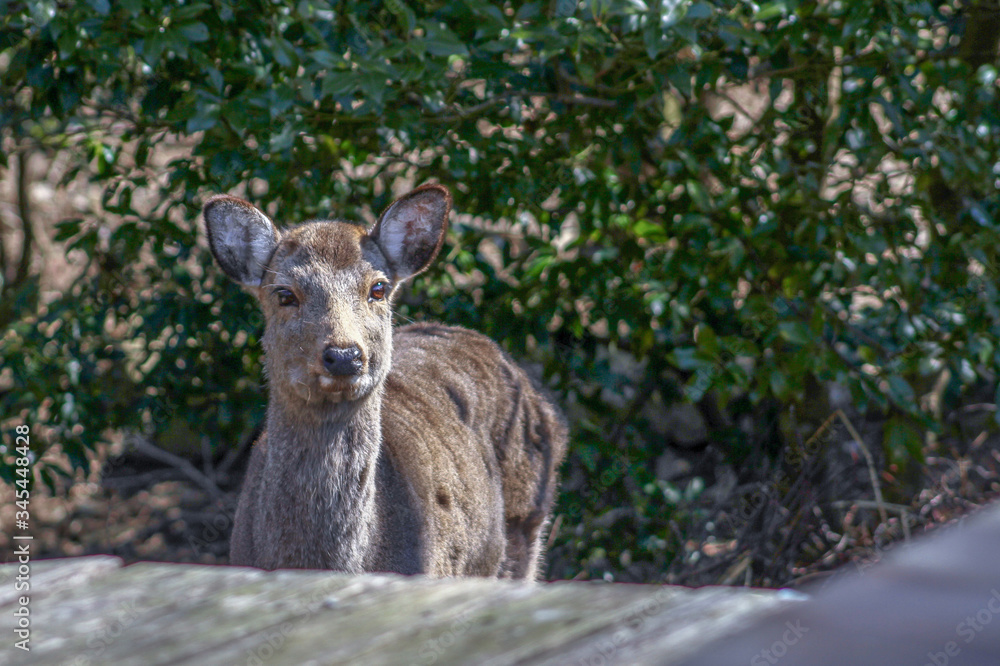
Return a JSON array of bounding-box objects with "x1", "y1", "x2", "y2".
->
[{"x1": 1, "y1": 0, "x2": 998, "y2": 579}]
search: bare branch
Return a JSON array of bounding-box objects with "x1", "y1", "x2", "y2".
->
[
  {"x1": 126, "y1": 434, "x2": 225, "y2": 500},
  {"x1": 13, "y1": 150, "x2": 33, "y2": 288}
]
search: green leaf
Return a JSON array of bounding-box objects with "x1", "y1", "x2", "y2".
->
[
  {"x1": 884, "y1": 416, "x2": 924, "y2": 466},
  {"x1": 186, "y1": 102, "x2": 219, "y2": 132},
  {"x1": 633, "y1": 219, "x2": 667, "y2": 242},
  {"x1": 754, "y1": 1, "x2": 788, "y2": 21},
  {"x1": 172, "y1": 3, "x2": 210, "y2": 21},
  {"x1": 422, "y1": 23, "x2": 469, "y2": 57},
  {"x1": 85, "y1": 0, "x2": 111, "y2": 15},
  {"x1": 886, "y1": 375, "x2": 915, "y2": 408},
  {"x1": 671, "y1": 347, "x2": 706, "y2": 371},
  {"x1": 178, "y1": 22, "x2": 209, "y2": 43},
  {"x1": 515, "y1": 2, "x2": 541, "y2": 20},
  {"x1": 777, "y1": 321, "x2": 811, "y2": 346},
  {"x1": 206, "y1": 67, "x2": 224, "y2": 93},
  {"x1": 768, "y1": 368, "x2": 789, "y2": 399},
  {"x1": 311, "y1": 50, "x2": 340, "y2": 68},
  {"x1": 685, "y1": 179, "x2": 710, "y2": 211},
  {"x1": 695, "y1": 324, "x2": 718, "y2": 356},
  {"x1": 524, "y1": 254, "x2": 554, "y2": 280},
  {"x1": 686, "y1": 2, "x2": 713, "y2": 20}
]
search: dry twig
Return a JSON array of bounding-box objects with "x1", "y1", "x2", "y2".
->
[{"x1": 126, "y1": 434, "x2": 224, "y2": 500}]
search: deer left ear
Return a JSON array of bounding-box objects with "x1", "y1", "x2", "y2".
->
[{"x1": 370, "y1": 184, "x2": 451, "y2": 282}]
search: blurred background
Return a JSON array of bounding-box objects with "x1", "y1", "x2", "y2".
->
[{"x1": 1, "y1": 0, "x2": 999, "y2": 586}]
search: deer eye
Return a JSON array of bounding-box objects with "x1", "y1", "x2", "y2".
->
[
  {"x1": 369, "y1": 281, "x2": 388, "y2": 301},
  {"x1": 275, "y1": 288, "x2": 298, "y2": 307}
]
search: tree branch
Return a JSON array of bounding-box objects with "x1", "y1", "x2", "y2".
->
[
  {"x1": 0, "y1": 199, "x2": 8, "y2": 286},
  {"x1": 13, "y1": 150, "x2": 33, "y2": 289},
  {"x1": 959, "y1": 0, "x2": 1000, "y2": 70}
]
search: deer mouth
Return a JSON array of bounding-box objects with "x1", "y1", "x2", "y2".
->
[
  {"x1": 315, "y1": 373, "x2": 368, "y2": 402},
  {"x1": 283, "y1": 363, "x2": 373, "y2": 404}
]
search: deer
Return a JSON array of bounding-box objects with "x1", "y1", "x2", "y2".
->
[{"x1": 202, "y1": 184, "x2": 567, "y2": 580}]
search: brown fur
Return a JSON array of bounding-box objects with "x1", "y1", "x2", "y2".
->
[{"x1": 203, "y1": 185, "x2": 567, "y2": 578}]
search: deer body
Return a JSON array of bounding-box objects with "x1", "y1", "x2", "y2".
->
[{"x1": 204, "y1": 185, "x2": 566, "y2": 579}]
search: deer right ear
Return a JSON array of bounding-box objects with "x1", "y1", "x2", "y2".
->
[{"x1": 203, "y1": 195, "x2": 279, "y2": 287}]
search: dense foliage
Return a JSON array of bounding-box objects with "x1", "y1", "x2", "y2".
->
[{"x1": 1, "y1": 0, "x2": 999, "y2": 580}]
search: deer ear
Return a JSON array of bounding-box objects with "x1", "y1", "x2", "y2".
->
[
  {"x1": 370, "y1": 184, "x2": 451, "y2": 282},
  {"x1": 203, "y1": 195, "x2": 279, "y2": 287}
]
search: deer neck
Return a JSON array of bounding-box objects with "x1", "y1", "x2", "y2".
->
[{"x1": 262, "y1": 390, "x2": 383, "y2": 572}]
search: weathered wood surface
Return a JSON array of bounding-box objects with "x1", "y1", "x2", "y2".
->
[
  {"x1": 0, "y1": 556, "x2": 788, "y2": 665},
  {"x1": 9, "y1": 501, "x2": 1000, "y2": 665}
]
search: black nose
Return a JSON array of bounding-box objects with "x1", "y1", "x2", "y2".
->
[{"x1": 322, "y1": 345, "x2": 363, "y2": 376}]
